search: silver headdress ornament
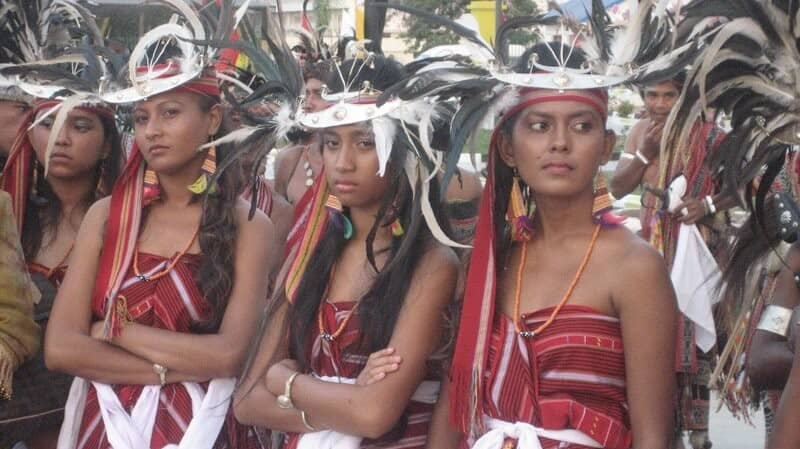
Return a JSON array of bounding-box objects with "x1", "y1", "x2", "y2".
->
[
  {"x1": 98, "y1": 0, "x2": 253, "y2": 104},
  {"x1": 294, "y1": 43, "x2": 467, "y2": 248},
  {"x1": 0, "y1": 0, "x2": 121, "y2": 175}
]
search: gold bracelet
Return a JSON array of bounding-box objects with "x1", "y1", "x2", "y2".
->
[{"x1": 301, "y1": 410, "x2": 317, "y2": 431}]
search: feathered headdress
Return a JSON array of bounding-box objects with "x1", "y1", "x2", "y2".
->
[
  {"x1": 377, "y1": 0, "x2": 696, "y2": 437},
  {"x1": 662, "y1": 0, "x2": 800, "y2": 208}
]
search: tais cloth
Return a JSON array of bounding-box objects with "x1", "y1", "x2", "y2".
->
[
  {"x1": 465, "y1": 305, "x2": 631, "y2": 449},
  {"x1": 284, "y1": 300, "x2": 435, "y2": 449},
  {"x1": 75, "y1": 252, "x2": 266, "y2": 449}
]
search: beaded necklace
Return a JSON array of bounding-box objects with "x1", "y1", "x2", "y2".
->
[
  {"x1": 513, "y1": 224, "x2": 601, "y2": 338},
  {"x1": 133, "y1": 228, "x2": 200, "y2": 282}
]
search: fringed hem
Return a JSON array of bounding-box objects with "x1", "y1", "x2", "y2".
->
[{"x1": 0, "y1": 345, "x2": 17, "y2": 400}]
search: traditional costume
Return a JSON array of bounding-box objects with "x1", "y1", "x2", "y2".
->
[
  {"x1": 261, "y1": 39, "x2": 467, "y2": 448},
  {"x1": 667, "y1": 0, "x2": 800, "y2": 442},
  {"x1": 48, "y1": 2, "x2": 278, "y2": 448},
  {"x1": 381, "y1": 2, "x2": 695, "y2": 447},
  {"x1": 0, "y1": 2, "x2": 124, "y2": 444}
]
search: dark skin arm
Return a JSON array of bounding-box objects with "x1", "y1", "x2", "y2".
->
[
  {"x1": 236, "y1": 245, "x2": 459, "y2": 439},
  {"x1": 45, "y1": 199, "x2": 204, "y2": 384},
  {"x1": 612, "y1": 240, "x2": 678, "y2": 449},
  {"x1": 273, "y1": 144, "x2": 305, "y2": 200},
  {"x1": 425, "y1": 372, "x2": 463, "y2": 449},
  {"x1": 674, "y1": 192, "x2": 739, "y2": 225},
  {"x1": 746, "y1": 245, "x2": 800, "y2": 390},
  {"x1": 610, "y1": 120, "x2": 659, "y2": 199},
  {"x1": 46, "y1": 199, "x2": 276, "y2": 383},
  {"x1": 768, "y1": 321, "x2": 800, "y2": 449}
]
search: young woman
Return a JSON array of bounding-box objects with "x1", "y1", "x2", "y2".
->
[
  {"x1": 234, "y1": 55, "x2": 459, "y2": 449},
  {"x1": 44, "y1": 64, "x2": 275, "y2": 448},
  {"x1": 362, "y1": 41, "x2": 678, "y2": 448},
  {"x1": 0, "y1": 97, "x2": 122, "y2": 449}
]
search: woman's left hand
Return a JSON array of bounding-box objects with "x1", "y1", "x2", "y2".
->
[{"x1": 266, "y1": 358, "x2": 300, "y2": 395}]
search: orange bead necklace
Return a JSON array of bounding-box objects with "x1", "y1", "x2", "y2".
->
[
  {"x1": 133, "y1": 228, "x2": 200, "y2": 282},
  {"x1": 513, "y1": 223, "x2": 602, "y2": 338}
]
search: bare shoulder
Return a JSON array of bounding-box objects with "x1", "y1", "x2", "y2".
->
[
  {"x1": 83, "y1": 196, "x2": 112, "y2": 229},
  {"x1": 0, "y1": 190, "x2": 11, "y2": 215},
  {"x1": 234, "y1": 198, "x2": 275, "y2": 237},
  {"x1": 603, "y1": 224, "x2": 668, "y2": 281},
  {"x1": 274, "y1": 144, "x2": 304, "y2": 171}
]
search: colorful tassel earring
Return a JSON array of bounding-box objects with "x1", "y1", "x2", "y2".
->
[
  {"x1": 188, "y1": 146, "x2": 217, "y2": 195},
  {"x1": 325, "y1": 193, "x2": 353, "y2": 240},
  {"x1": 142, "y1": 167, "x2": 161, "y2": 206},
  {"x1": 507, "y1": 174, "x2": 533, "y2": 242},
  {"x1": 592, "y1": 174, "x2": 613, "y2": 217},
  {"x1": 592, "y1": 174, "x2": 624, "y2": 225},
  {"x1": 390, "y1": 219, "x2": 404, "y2": 237},
  {"x1": 29, "y1": 159, "x2": 48, "y2": 207}
]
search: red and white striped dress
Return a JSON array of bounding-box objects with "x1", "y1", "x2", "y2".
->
[
  {"x1": 469, "y1": 305, "x2": 631, "y2": 449},
  {"x1": 284, "y1": 300, "x2": 435, "y2": 449},
  {"x1": 242, "y1": 176, "x2": 274, "y2": 217},
  {"x1": 78, "y1": 252, "x2": 267, "y2": 449}
]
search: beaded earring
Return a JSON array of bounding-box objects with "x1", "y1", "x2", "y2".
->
[
  {"x1": 188, "y1": 145, "x2": 217, "y2": 195},
  {"x1": 142, "y1": 167, "x2": 161, "y2": 206},
  {"x1": 592, "y1": 174, "x2": 614, "y2": 220},
  {"x1": 325, "y1": 193, "x2": 353, "y2": 240},
  {"x1": 507, "y1": 172, "x2": 533, "y2": 242},
  {"x1": 29, "y1": 158, "x2": 48, "y2": 207}
]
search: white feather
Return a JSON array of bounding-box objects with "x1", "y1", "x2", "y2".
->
[
  {"x1": 420, "y1": 164, "x2": 469, "y2": 248},
  {"x1": 272, "y1": 102, "x2": 296, "y2": 142},
  {"x1": 479, "y1": 86, "x2": 519, "y2": 129},
  {"x1": 157, "y1": 0, "x2": 205, "y2": 42},
  {"x1": 43, "y1": 94, "x2": 87, "y2": 175},
  {"x1": 199, "y1": 126, "x2": 259, "y2": 150},
  {"x1": 371, "y1": 117, "x2": 397, "y2": 177},
  {"x1": 128, "y1": 23, "x2": 195, "y2": 91}
]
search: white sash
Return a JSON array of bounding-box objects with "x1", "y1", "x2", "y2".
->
[
  {"x1": 57, "y1": 377, "x2": 236, "y2": 449},
  {"x1": 472, "y1": 416, "x2": 603, "y2": 449},
  {"x1": 296, "y1": 376, "x2": 440, "y2": 449}
]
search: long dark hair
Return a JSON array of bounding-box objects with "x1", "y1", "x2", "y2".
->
[
  {"x1": 285, "y1": 55, "x2": 451, "y2": 367},
  {"x1": 155, "y1": 92, "x2": 243, "y2": 333},
  {"x1": 22, "y1": 113, "x2": 122, "y2": 261}
]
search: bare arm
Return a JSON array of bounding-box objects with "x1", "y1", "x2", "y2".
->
[
  {"x1": 270, "y1": 194, "x2": 293, "y2": 258},
  {"x1": 425, "y1": 372, "x2": 463, "y2": 449},
  {"x1": 610, "y1": 120, "x2": 657, "y2": 199},
  {"x1": 613, "y1": 239, "x2": 677, "y2": 449},
  {"x1": 747, "y1": 246, "x2": 800, "y2": 390},
  {"x1": 106, "y1": 204, "x2": 276, "y2": 378},
  {"x1": 273, "y1": 145, "x2": 304, "y2": 200},
  {"x1": 45, "y1": 199, "x2": 205, "y2": 384},
  {"x1": 238, "y1": 245, "x2": 459, "y2": 439},
  {"x1": 769, "y1": 325, "x2": 800, "y2": 449}
]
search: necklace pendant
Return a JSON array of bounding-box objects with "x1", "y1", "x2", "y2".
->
[
  {"x1": 320, "y1": 333, "x2": 335, "y2": 342},
  {"x1": 136, "y1": 273, "x2": 150, "y2": 282},
  {"x1": 519, "y1": 330, "x2": 536, "y2": 338}
]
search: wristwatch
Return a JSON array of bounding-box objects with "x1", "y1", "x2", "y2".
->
[
  {"x1": 277, "y1": 372, "x2": 300, "y2": 409},
  {"x1": 153, "y1": 363, "x2": 168, "y2": 386}
]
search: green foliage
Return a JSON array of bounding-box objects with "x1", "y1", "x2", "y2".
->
[
  {"x1": 316, "y1": 0, "x2": 331, "y2": 29},
  {"x1": 401, "y1": 0, "x2": 470, "y2": 56},
  {"x1": 504, "y1": 0, "x2": 539, "y2": 46},
  {"x1": 617, "y1": 100, "x2": 634, "y2": 118}
]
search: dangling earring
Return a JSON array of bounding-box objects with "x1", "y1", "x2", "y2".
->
[
  {"x1": 188, "y1": 145, "x2": 218, "y2": 195},
  {"x1": 95, "y1": 156, "x2": 108, "y2": 197},
  {"x1": 325, "y1": 193, "x2": 353, "y2": 240},
  {"x1": 390, "y1": 219, "x2": 404, "y2": 237},
  {"x1": 142, "y1": 167, "x2": 161, "y2": 206},
  {"x1": 592, "y1": 174, "x2": 613, "y2": 220},
  {"x1": 507, "y1": 171, "x2": 533, "y2": 242},
  {"x1": 29, "y1": 159, "x2": 48, "y2": 207}
]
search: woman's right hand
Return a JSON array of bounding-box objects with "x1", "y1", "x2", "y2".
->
[{"x1": 356, "y1": 347, "x2": 402, "y2": 386}]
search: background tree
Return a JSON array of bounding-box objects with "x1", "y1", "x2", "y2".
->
[{"x1": 401, "y1": 0, "x2": 469, "y2": 56}]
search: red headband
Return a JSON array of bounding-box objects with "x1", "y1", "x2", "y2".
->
[
  {"x1": 501, "y1": 87, "x2": 609, "y2": 124},
  {"x1": 135, "y1": 63, "x2": 221, "y2": 99}
]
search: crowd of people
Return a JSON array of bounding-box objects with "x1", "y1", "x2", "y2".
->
[{"x1": 2, "y1": 0, "x2": 800, "y2": 448}]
